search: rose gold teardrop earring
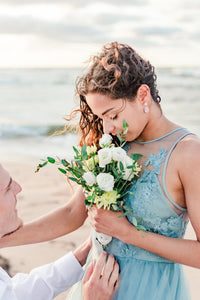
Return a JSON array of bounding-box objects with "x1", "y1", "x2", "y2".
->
[{"x1": 144, "y1": 102, "x2": 149, "y2": 113}]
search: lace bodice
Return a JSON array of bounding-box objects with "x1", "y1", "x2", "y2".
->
[{"x1": 105, "y1": 128, "x2": 192, "y2": 262}]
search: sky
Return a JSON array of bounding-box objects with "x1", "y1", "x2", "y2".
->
[{"x1": 0, "y1": 0, "x2": 200, "y2": 68}]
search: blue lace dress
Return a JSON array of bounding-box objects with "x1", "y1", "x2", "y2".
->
[{"x1": 67, "y1": 128, "x2": 191, "y2": 300}]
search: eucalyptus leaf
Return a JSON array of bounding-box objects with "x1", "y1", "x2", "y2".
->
[
  {"x1": 47, "y1": 157, "x2": 55, "y2": 164},
  {"x1": 119, "y1": 161, "x2": 124, "y2": 171},
  {"x1": 61, "y1": 159, "x2": 69, "y2": 167},
  {"x1": 132, "y1": 217, "x2": 138, "y2": 227},
  {"x1": 71, "y1": 169, "x2": 82, "y2": 178},
  {"x1": 41, "y1": 161, "x2": 48, "y2": 167},
  {"x1": 68, "y1": 176, "x2": 79, "y2": 183},
  {"x1": 122, "y1": 119, "x2": 129, "y2": 130},
  {"x1": 117, "y1": 132, "x2": 123, "y2": 142},
  {"x1": 58, "y1": 168, "x2": 67, "y2": 174},
  {"x1": 136, "y1": 225, "x2": 146, "y2": 231},
  {"x1": 73, "y1": 146, "x2": 79, "y2": 156},
  {"x1": 81, "y1": 143, "x2": 88, "y2": 160},
  {"x1": 130, "y1": 153, "x2": 143, "y2": 161}
]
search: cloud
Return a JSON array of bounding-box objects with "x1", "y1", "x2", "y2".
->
[
  {"x1": 136, "y1": 26, "x2": 183, "y2": 37},
  {"x1": 0, "y1": 0, "x2": 149, "y2": 6},
  {"x1": 0, "y1": 15, "x2": 108, "y2": 43},
  {"x1": 0, "y1": 0, "x2": 199, "y2": 67}
]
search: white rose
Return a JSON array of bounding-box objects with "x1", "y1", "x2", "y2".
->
[
  {"x1": 83, "y1": 171, "x2": 96, "y2": 186},
  {"x1": 96, "y1": 173, "x2": 114, "y2": 192},
  {"x1": 124, "y1": 155, "x2": 133, "y2": 166},
  {"x1": 98, "y1": 148, "x2": 112, "y2": 168},
  {"x1": 112, "y1": 147, "x2": 126, "y2": 162},
  {"x1": 99, "y1": 134, "x2": 113, "y2": 148}
]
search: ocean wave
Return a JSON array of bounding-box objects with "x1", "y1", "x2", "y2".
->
[{"x1": 0, "y1": 124, "x2": 76, "y2": 139}]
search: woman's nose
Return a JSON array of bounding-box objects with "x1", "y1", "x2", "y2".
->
[{"x1": 103, "y1": 120, "x2": 115, "y2": 134}]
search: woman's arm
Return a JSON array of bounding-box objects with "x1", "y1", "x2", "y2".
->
[
  {"x1": 88, "y1": 138, "x2": 200, "y2": 269},
  {"x1": 0, "y1": 186, "x2": 87, "y2": 248}
]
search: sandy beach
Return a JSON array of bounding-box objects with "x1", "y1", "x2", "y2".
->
[{"x1": 0, "y1": 157, "x2": 199, "y2": 300}]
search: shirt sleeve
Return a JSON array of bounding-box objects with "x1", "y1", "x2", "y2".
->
[{"x1": 11, "y1": 251, "x2": 84, "y2": 300}]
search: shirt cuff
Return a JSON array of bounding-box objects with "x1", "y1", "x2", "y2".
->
[{"x1": 54, "y1": 251, "x2": 84, "y2": 284}]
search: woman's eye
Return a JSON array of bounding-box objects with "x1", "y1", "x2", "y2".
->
[{"x1": 111, "y1": 115, "x2": 118, "y2": 120}]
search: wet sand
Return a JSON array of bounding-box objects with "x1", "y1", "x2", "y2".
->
[{"x1": 0, "y1": 158, "x2": 199, "y2": 300}]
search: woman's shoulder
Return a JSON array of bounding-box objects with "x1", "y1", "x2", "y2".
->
[{"x1": 175, "y1": 133, "x2": 200, "y2": 163}]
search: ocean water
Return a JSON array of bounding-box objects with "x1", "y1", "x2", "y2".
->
[{"x1": 0, "y1": 67, "x2": 200, "y2": 160}]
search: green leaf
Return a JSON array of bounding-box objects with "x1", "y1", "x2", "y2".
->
[
  {"x1": 85, "y1": 199, "x2": 92, "y2": 208},
  {"x1": 132, "y1": 217, "x2": 138, "y2": 227},
  {"x1": 58, "y1": 168, "x2": 67, "y2": 174},
  {"x1": 81, "y1": 143, "x2": 88, "y2": 160},
  {"x1": 35, "y1": 161, "x2": 48, "y2": 173},
  {"x1": 75, "y1": 159, "x2": 84, "y2": 167},
  {"x1": 127, "y1": 165, "x2": 134, "y2": 169},
  {"x1": 117, "y1": 132, "x2": 123, "y2": 143},
  {"x1": 73, "y1": 146, "x2": 80, "y2": 156},
  {"x1": 86, "y1": 195, "x2": 93, "y2": 200},
  {"x1": 118, "y1": 211, "x2": 130, "y2": 217},
  {"x1": 136, "y1": 225, "x2": 146, "y2": 231},
  {"x1": 47, "y1": 157, "x2": 55, "y2": 164},
  {"x1": 68, "y1": 176, "x2": 79, "y2": 183},
  {"x1": 130, "y1": 153, "x2": 143, "y2": 161},
  {"x1": 122, "y1": 119, "x2": 129, "y2": 130},
  {"x1": 112, "y1": 168, "x2": 120, "y2": 178},
  {"x1": 61, "y1": 159, "x2": 69, "y2": 167},
  {"x1": 119, "y1": 161, "x2": 124, "y2": 171},
  {"x1": 71, "y1": 169, "x2": 82, "y2": 178}
]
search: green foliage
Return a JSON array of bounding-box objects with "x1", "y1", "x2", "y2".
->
[
  {"x1": 130, "y1": 153, "x2": 143, "y2": 161},
  {"x1": 47, "y1": 157, "x2": 55, "y2": 164},
  {"x1": 58, "y1": 168, "x2": 67, "y2": 174},
  {"x1": 81, "y1": 143, "x2": 88, "y2": 160},
  {"x1": 35, "y1": 119, "x2": 146, "y2": 232}
]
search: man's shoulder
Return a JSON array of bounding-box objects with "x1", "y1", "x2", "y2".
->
[{"x1": 0, "y1": 266, "x2": 11, "y2": 281}]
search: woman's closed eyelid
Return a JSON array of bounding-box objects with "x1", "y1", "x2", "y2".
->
[{"x1": 111, "y1": 114, "x2": 118, "y2": 120}]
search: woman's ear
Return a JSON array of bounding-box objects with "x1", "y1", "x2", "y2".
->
[{"x1": 136, "y1": 84, "x2": 150, "y2": 105}]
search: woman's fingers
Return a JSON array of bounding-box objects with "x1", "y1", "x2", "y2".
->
[
  {"x1": 108, "y1": 261, "x2": 119, "y2": 289},
  {"x1": 101, "y1": 254, "x2": 115, "y2": 282}
]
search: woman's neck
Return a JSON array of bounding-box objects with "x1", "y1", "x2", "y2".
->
[{"x1": 136, "y1": 104, "x2": 180, "y2": 142}]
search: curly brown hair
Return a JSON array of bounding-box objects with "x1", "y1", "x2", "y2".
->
[{"x1": 73, "y1": 42, "x2": 161, "y2": 146}]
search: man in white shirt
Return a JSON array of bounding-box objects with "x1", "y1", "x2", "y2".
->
[{"x1": 0, "y1": 164, "x2": 119, "y2": 299}]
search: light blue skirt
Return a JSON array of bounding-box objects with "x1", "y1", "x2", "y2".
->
[{"x1": 67, "y1": 250, "x2": 190, "y2": 300}]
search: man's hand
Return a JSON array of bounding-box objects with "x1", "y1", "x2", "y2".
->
[
  {"x1": 82, "y1": 252, "x2": 119, "y2": 300},
  {"x1": 73, "y1": 237, "x2": 92, "y2": 267}
]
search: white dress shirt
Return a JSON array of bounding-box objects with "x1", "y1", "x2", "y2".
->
[{"x1": 0, "y1": 251, "x2": 84, "y2": 300}]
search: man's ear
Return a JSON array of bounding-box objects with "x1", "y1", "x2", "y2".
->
[{"x1": 136, "y1": 84, "x2": 150, "y2": 104}]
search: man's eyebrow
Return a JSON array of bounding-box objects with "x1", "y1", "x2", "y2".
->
[{"x1": 102, "y1": 107, "x2": 114, "y2": 116}]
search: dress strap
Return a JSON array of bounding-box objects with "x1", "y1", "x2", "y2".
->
[{"x1": 162, "y1": 130, "x2": 192, "y2": 212}]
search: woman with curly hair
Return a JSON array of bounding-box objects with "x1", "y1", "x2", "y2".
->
[{"x1": 1, "y1": 42, "x2": 200, "y2": 299}]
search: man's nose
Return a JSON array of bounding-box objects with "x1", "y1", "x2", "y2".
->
[
  {"x1": 103, "y1": 120, "x2": 115, "y2": 134},
  {"x1": 13, "y1": 181, "x2": 22, "y2": 195}
]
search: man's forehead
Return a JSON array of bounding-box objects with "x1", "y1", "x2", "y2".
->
[{"x1": 0, "y1": 165, "x2": 10, "y2": 191}]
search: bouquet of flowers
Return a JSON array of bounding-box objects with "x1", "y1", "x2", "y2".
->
[{"x1": 36, "y1": 120, "x2": 144, "y2": 254}]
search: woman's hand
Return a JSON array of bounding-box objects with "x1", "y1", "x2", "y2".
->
[{"x1": 88, "y1": 206, "x2": 133, "y2": 242}]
